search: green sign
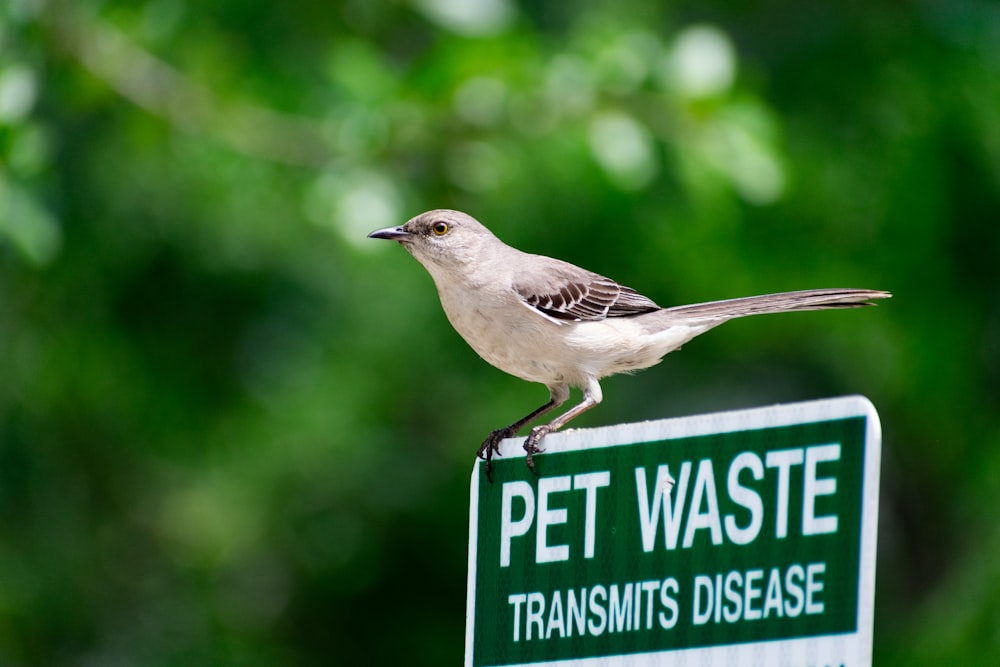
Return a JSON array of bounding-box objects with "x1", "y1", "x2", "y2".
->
[{"x1": 465, "y1": 396, "x2": 880, "y2": 666}]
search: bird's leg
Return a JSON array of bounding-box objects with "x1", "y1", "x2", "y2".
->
[
  {"x1": 523, "y1": 379, "x2": 603, "y2": 472},
  {"x1": 478, "y1": 400, "x2": 556, "y2": 462},
  {"x1": 478, "y1": 386, "x2": 569, "y2": 482}
]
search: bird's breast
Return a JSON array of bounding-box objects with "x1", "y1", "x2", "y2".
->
[{"x1": 434, "y1": 281, "x2": 573, "y2": 385}]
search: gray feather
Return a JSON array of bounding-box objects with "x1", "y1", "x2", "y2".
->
[
  {"x1": 663, "y1": 288, "x2": 891, "y2": 322},
  {"x1": 513, "y1": 259, "x2": 660, "y2": 321}
]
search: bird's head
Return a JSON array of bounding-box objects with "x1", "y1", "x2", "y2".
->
[{"x1": 367, "y1": 209, "x2": 497, "y2": 271}]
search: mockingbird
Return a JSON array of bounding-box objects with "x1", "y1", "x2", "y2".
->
[{"x1": 369, "y1": 209, "x2": 890, "y2": 480}]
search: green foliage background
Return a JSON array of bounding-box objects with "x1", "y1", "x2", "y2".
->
[{"x1": 1, "y1": 0, "x2": 998, "y2": 664}]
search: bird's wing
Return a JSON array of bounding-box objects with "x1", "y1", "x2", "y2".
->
[{"x1": 513, "y1": 259, "x2": 660, "y2": 322}]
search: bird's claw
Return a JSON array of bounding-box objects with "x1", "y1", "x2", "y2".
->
[
  {"x1": 478, "y1": 427, "x2": 514, "y2": 483},
  {"x1": 478, "y1": 424, "x2": 552, "y2": 482},
  {"x1": 523, "y1": 426, "x2": 551, "y2": 474}
]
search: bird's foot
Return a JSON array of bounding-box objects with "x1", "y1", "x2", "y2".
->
[
  {"x1": 478, "y1": 426, "x2": 516, "y2": 483},
  {"x1": 523, "y1": 425, "x2": 552, "y2": 473}
]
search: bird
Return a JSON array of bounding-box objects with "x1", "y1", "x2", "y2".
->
[{"x1": 368, "y1": 209, "x2": 890, "y2": 481}]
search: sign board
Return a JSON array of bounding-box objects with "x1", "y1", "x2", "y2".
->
[{"x1": 465, "y1": 396, "x2": 881, "y2": 666}]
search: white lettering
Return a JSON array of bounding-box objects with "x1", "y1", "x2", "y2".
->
[
  {"x1": 608, "y1": 583, "x2": 634, "y2": 633},
  {"x1": 574, "y1": 471, "x2": 611, "y2": 558},
  {"x1": 687, "y1": 563, "x2": 826, "y2": 627},
  {"x1": 659, "y1": 578, "x2": 680, "y2": 629},
  {"x1": 765, "y1": 449, "x2": 804, "y2": 538},
  {"x1": 633, "y1": 580, "x2": 641, "y2": 630},
  {"x1": 588, "y1": 585, "x2": 607, "y2": 636},
  {"x1": 636, "y1": 463, "x2": 691, "y2": 552},
  {"x1": 692, "y1": 575, "x2": 713, "y2": 625},
  {"x1": 682, "y1": 459, "x2": 723, "y2": 548},
  {"x1": 803, "y1": 444, "x2": 840, "y2": 535},
  {"x1": 508, "y1": 593, "x2": 526, "y2": 642},
  {"x1": 784, "y1": 564, "x2": 805, "y2": 617},
  {"x1": 546, "y1": 590, "x2": 565, "y2": 639},
  {"x1": 722, "y1": 570, "x2": 742, "y2": 623},
  {"x1": 536, "y1": 476, "x2": 572, "y2": 563},
  {"x1": 743, "y1": 569, "x2": 763, "y2": 621},
  {"x1": 526, "y1": 592, "x2": 545, "y2": 640},
  {"x1": 806, "y1": 562, "x2": 826, "y2": 614},
  {"x1": 566, "y1": 589, "x2": 586, "y2": 637},
  {"x1": 714, "y1": 573, "x2": 723, "y2": 623},
  {"x1": 724, "y1": 452, "x2": 764, "y2": 545},
  {"x1": 763, "y1": 567, "x2": 784, "y2": 618},
  {"x1": 641, "y1": 580, "x2": 660, "y2": 629},
  {"x1": 500, "y1": 481, "x2": 534, "y2": 567}
]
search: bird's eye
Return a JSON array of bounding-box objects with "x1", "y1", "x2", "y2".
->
[{"x1": 432, "y1": 222, "x2": 449, "y2": 236}]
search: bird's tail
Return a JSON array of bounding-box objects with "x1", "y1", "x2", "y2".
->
[{"x1": 662, "y1": 288, "x2": 891, "y2": 322}]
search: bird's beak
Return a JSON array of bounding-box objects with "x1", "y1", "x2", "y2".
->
[{"x1": 367, "y1": 226, "x2": 411, "y2": 241}]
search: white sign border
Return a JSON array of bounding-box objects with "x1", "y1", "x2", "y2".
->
[{"x1": 465, "y1": 395, "x2": 882, "y2": 667}]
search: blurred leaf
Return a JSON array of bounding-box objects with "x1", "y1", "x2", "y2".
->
[{"x1": 0, "y1": 175, "x2": 61, "y2": 265}]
